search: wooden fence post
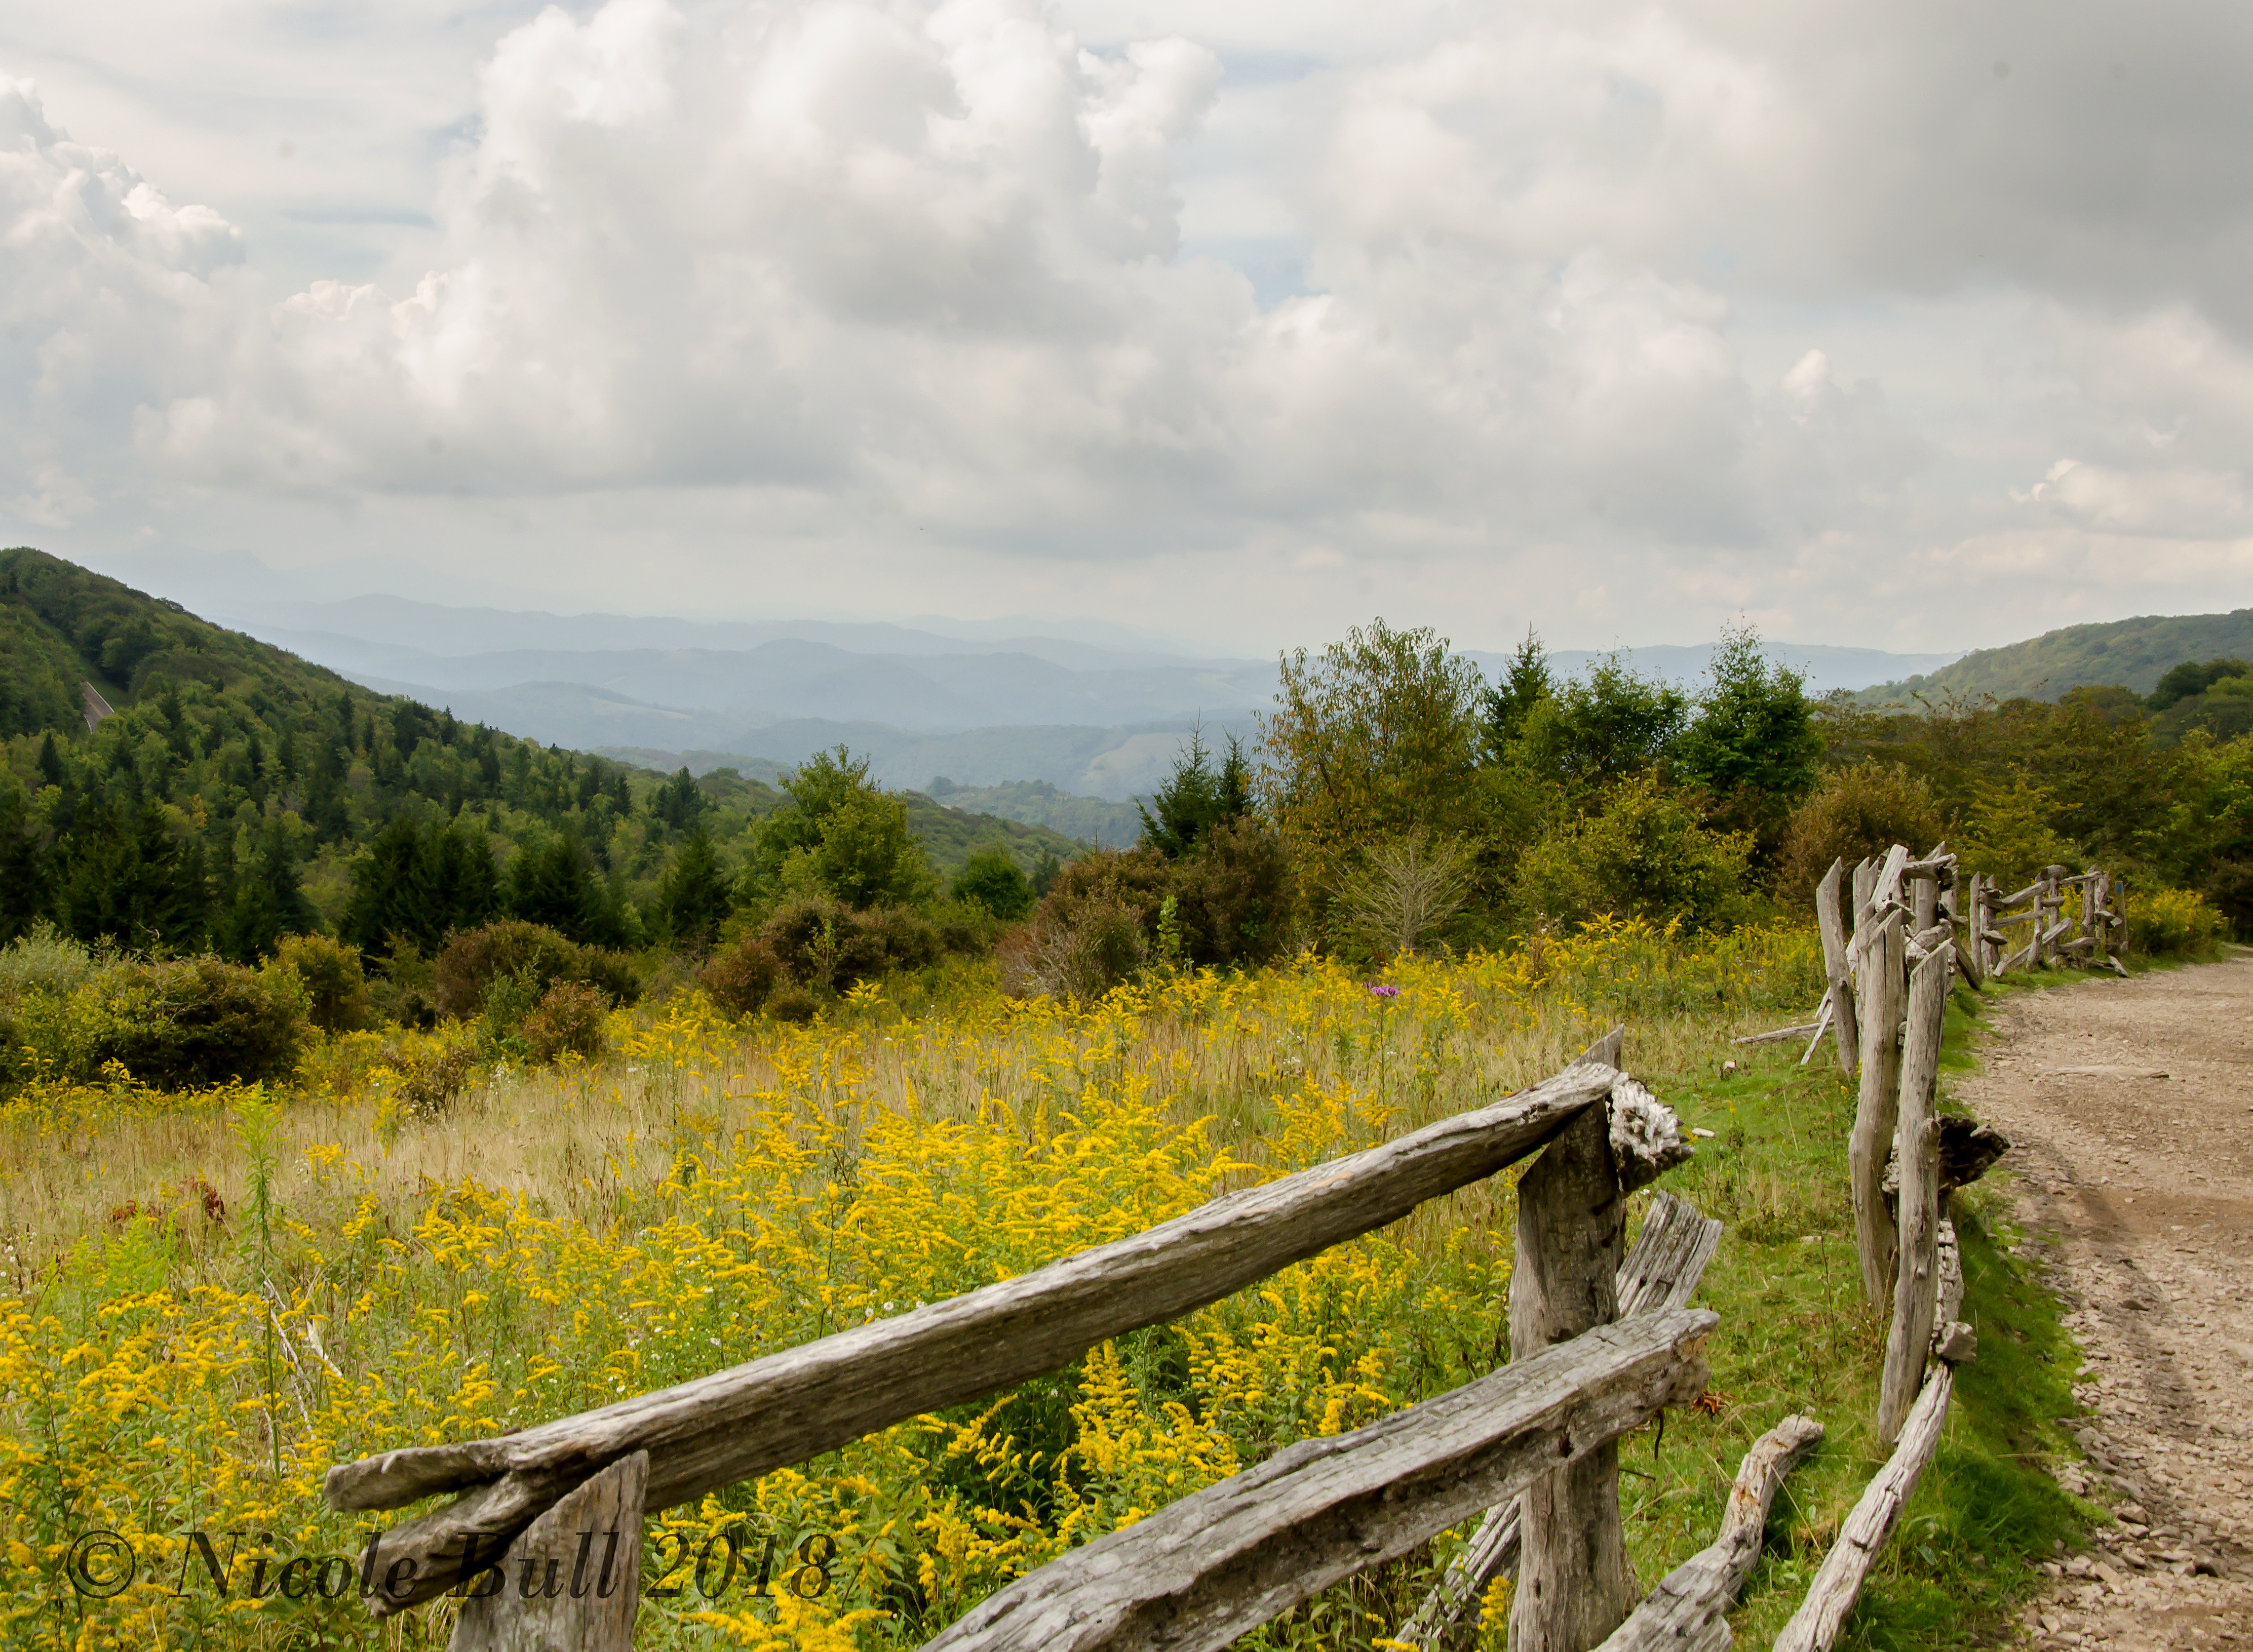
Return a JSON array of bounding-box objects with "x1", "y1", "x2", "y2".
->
[
  {"x1": 1910, "y1": 866, "x2": 1938, "y2": 935},
  {"x1": 1814, "y1": 859, "x2": 1859, "y2": 1078},
  {"x1": 1849, "y1": 909, "x2": 1905, "y2": 1312},
  {"x1": 1952, "y1": 872, "x2": 1985, "y2": 991},
  {"x1": 1877, "y1": 947, "x2": 1948, "y2": 1445},
  {"x1": 1509, "y1": 1039, "x2": 1636, "y2": 1652},
  {"x1": 449, "y1": 1449, "x2": 648, "y2": 1652}
]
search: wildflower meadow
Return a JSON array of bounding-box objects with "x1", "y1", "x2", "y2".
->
[{"x1": 1, "y1": 922, "x2": 2084, "y2": 1651}]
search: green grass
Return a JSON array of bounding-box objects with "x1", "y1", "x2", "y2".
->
[{"x1": 1585, "y1": 976, "x2": 2089, "y2": 1648}]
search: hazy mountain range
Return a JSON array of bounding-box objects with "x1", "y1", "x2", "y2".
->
[{"x1": 214, "y1": 594, "x2": 1964, "y2": 801}]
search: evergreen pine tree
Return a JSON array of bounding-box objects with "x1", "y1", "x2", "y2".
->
[
  {"x1": 653, "y1": 829, "x2": 733, "y2": 954},
  {"x1": 507, "y1": 831, "x2": 616, "y2": 945},
  {"x1": 57, "y1": 802, "x2": 211, "y2": 951},
  {"x1": 0, "y1": 780, "x2": 50, "y2": 944},
  {"x1": 215, "y1": 819, "x2": 316, "y2": 962}
]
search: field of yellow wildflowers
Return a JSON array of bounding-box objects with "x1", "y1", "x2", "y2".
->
[{"x1": 0, "y1": 923, "x2": 2083, "y2": 1651}]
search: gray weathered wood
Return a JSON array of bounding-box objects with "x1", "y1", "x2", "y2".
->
[
  {"x1": 1815, "y1": 859, "x2": 1860, "y2": 1077},
  {"x1": 1511, "y1": 1103, "x2": 1637, "y2": 1652},
  {"x1": 1849, "y1": 909, "x2": 1906, "y2": 1312},
  {"x1": 1770, "y1": 1365, "x2": 1954, "y2": 1652},
  {"x1": 1877, "y1": 945, "x2": 1948, "y2": 1447},
  {"x1": 1798, "y1": 1001, "x2": 1836, "y2": 1068},
  {"x1": 1395, "y1": 1193, "x2": 1722, "y2": 1650},
  {"x1": 918, "y1": 1310, "x2": 1717, "y2": 1652},
  {"x1": 1868, "y1": 844, "x2": 1910, "y2": 919},
  {"x1": 1591, "y1": 1415, "x2": 1824, "y2": 1652},
  {"x1": 330, "y1": 1060, "x2": 1630, "y2": 1610},
  {"x1": 1732, "y1": 1020, "x2": 1825, "y2": 1047},
  {"x1": 1954, "y1": 874, "x2": 1987, "y2": 989},
  {"x1": 447, "y1": 1449, "x2": 646, "y2": 1652},
  {"x1": 1930, "y1": 1216, "x2": 1973, "y2": 1363}
]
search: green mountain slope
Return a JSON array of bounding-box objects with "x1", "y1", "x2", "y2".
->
[
  {"x1": 1859, "y1": 608, "x2": 2253, "y2": 704},
  {"x1": 0, "y1": 548, "x2": 1090, "y2": 954}
]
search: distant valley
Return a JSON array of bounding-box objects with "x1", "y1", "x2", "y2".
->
[{"x1": 220, "y1": 594, "x2": 1965, "y2": 804}]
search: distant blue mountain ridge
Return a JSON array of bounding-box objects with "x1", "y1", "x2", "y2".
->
[{"x1": 221, "y1": 596, "x2": 1962, "y2": 802}]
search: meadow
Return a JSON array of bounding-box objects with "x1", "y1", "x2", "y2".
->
[{"x1": 0, "y1": 922, "x2": 2086, "y2": 1652}]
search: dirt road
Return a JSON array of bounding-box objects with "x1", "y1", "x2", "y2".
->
[{"x1": 1954, "y1": 952, "x2": 2253, "y2": 1648}]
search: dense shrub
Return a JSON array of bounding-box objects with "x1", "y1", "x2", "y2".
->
[
  {"x1": 521, "y1": 981, "x2": 609, "y2": 1064},
  {"x1": 1171, "y1": 816, "x2": 1298, "y2": 967},
  {"x1": 1038, "y1": 847, "x2": 1173, "y2": 934},
  {"x1": 433, "y1": 920, "x2": 637, "y2": 1019},
  {"x1": 388, "y1": 1042, "x2": 477, "y2": 1123},
  {"x1": 0, "y1": 922, "x2": 105, "y2": 1003},
  {"x1": 29, "y1": 957, "x2": 310, "y2": 1088},
  {"x1": 997, "y1": 895, "x2": 1149, "y2": 1001},
  {"x1": 2126, "y1": 886, "x2": 2227, "y2": 956},
  {"x1": 760, "y1": 899, "x2": 942, "y2": 993},
  {"x1": 1510, "y1": 775, "x2": 1755, "y2": 934},
  {"x1": 267, "y1": 933, "x2": 372, "y2": 1034},
  {"x1": 1777, "y1": 762, "x2": 1948, "y2": 899},
  {"x1": 767, "y1": 985, "x2": 821, "y2": 1023},
  {"x1": 698, "y1": 935, "x2": 783, "y2": 1016}
]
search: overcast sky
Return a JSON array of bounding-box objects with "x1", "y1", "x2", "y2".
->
[{"x1": 4, "y1": 0, "x2": 2251, "y2": 656}]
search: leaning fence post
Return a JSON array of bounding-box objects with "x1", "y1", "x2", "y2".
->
[
  {"x1": 1814, "y1": 859, "x2": 1859, "y2": 1078},
  {"x1": 1849, "y1": 909, "x2": 1906, "y2": 1312},
  {"x1": 449, "y1": 1449, "x2": 649, "y2": 1652},
  {"x1": 1877, "y1": 946, "x2": 1948, "y2": 1445},
  {"x1": 1509, "y1": 1032, "x2": 1637, "y2": 1652}
]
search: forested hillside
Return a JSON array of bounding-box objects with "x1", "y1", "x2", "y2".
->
[
  {"x1": 1859, "y1": 608, "x2": 2253, "y2": 703},
  {"x1": 0, "y1": 549, "x2": 1080, "y2": 959}
]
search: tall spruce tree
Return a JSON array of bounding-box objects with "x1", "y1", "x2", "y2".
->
[
  {"x1": 652, "y1": 829, "x2": 733, "y2": 954},
  {"x1": 56, "y1": 802, "x2": 210, "y2": 951}
]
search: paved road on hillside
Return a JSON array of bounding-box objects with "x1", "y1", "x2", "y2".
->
[{"x1": 1954, "y1": 953, "x2": 2253, "y2": 1649}]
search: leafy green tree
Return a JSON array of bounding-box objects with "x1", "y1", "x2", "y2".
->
[
  {"x1": 2150, "y1": 657, "x2": 2249, "y2": 712},
  {"x1": 2152, "y1": 676, "x2": 2253, "y2": 748},
  {"x1": 1520, "y1": 653, "x2": 1688, "y2": 786},
  {"x1": 1955, "y1": 774, "x2": 2082, "y2": 890},
  {"x1": 952, "y1": 848, "x2": 1035, "y2": 920},
  {"x1": 1673, "y1": 625, "x2": 1824, "y2": 860},
  {"x1": 1777, "y1": 762, "x2": 1947, "y2": 898},
  {"x1": 1258, "y1": 620, "x2": 1487, "y2": 902},
  {"x1": 1137, "y1": 729, "x2": 1252, "y2": 858},
  {"x1": 748, "y1": 747, "x2": 933, "y2": 910},
  {"x1": 778, "y1": 788, "x2": 934, "y2": 910},
  {"x1": 652, "y1": 829, "x2": 734, "y2": 954}
]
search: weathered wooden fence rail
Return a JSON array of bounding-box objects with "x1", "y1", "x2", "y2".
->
[{"x1": 329, "y1": 1033, "x2": 1743, "y2": 1650}]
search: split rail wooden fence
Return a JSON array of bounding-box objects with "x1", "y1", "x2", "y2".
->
[{"x1": 327, "y1": 1032, "x2": 1753, "y2": 1652}]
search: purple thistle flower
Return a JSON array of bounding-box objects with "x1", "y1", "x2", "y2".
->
[{"x1": 1369, "y1": 984, "x2": 1402, "y2": 999}]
